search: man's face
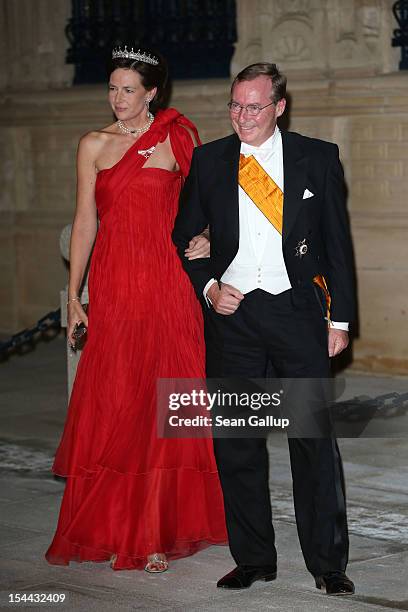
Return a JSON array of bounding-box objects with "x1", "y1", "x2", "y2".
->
[{"x1": 230, "y1": 75, "x2": 286, "y2": 146}]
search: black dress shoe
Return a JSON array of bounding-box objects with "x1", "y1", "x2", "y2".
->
[
  {"x1": 217, "y1": 565, "x2": 277, "y2": 589},
  {"x1": 315, "y1": 571, "x2": 355, "y2": 595}
]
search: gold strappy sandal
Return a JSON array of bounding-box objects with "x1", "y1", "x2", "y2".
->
[{"x1": 144, "y1": 553, "x2": 169, "y2": 573}]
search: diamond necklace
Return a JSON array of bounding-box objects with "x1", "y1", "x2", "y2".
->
[{"x1": 117, "y1": 112, "x2": 154, "y2": 137}]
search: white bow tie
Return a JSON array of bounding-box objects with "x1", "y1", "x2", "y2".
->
[
  {"x1": 241, "y1": 145, "x2": 275, "y2": 161},
  {"x1": 241, "y1": 127, "x2": 280, "y2": 159}
]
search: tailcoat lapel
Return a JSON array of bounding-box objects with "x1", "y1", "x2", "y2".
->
[
  {"x1": 214, "y1": 132, "x2": 308, "y2": 246},
  {"x1": 282, "y1": 131, "x2": 308, "y2": 243},
  {"x1": 218, "y1": 133, "x2": 241, "y2": 244}
]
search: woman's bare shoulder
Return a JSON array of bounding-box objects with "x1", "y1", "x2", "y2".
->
[{"x1": 78, "y1": 124, "x2": 118, "y2": 157}]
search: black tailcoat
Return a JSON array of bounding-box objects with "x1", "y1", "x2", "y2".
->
[{"x1": 173, "y1": 130, "x2": 355, "y2": 322}]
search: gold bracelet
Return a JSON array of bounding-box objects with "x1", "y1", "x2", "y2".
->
[{"x1": 67, "y1": 296, "x2": 80, "y2": 305}]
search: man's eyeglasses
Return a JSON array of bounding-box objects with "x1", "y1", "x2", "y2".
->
[{"x1": 227, "y1": 101, "x2": 275, "y2": 116}]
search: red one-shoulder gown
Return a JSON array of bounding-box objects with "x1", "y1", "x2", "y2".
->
[{"x1": 45, "y1": 109, "x2": 227, "y2": 570}]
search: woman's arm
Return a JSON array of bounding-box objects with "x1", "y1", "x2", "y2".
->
[{"x1": 67, "y1": 134, "x2": 99, "y2": 344}]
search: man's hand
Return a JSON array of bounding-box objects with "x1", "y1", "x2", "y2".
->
[
  {"x1": 184, "y1": 233, "x2": 210, "y2": 260},
  {"x1": 207, "y1": 282, "x2": 244, "y2": 315},
  {"x1": 328, "y1": 328, "x2": 349, "y2": 357}
]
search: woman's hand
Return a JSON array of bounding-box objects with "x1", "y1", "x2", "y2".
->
[
  {"x1": 184, "y1": 232, "x2": 210, "y2": 260},
  {"x1": 67, "y1": 301, "x2": 89, "y2": 347}
]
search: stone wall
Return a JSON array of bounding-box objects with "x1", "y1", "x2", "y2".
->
[
  {"x1": 1, "y1": 0, "x2": 407, "y2": 374},
  {"x1": 232, "y1": 0, "x2": 398, "y2": 78},
  {"x1": 0, "y1": 87, "x2": 111, "y2": 331}
]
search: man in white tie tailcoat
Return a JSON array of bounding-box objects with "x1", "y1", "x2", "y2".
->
[{"x1": 173, "y1": 63, "x2": 356, "y2": 595}]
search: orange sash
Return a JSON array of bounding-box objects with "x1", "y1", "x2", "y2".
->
[
  {"x1": 239, "y1": 154, "x2": 283, "y2": 234},
  {"x1": 238, "y1": 154, "x2": 331, "y2": 321}
]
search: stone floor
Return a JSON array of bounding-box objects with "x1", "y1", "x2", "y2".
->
[{"x1": 0, "y1": 335, "x2": 407, "y2": 611}]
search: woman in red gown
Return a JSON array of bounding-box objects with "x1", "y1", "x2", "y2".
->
[{"x1": 45, "y1": 47, "x2": 227, "y2": 572}]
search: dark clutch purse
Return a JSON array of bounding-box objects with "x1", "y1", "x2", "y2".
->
[{"x1": 72, "y1": 303, "x2": 89, "y2": 351}]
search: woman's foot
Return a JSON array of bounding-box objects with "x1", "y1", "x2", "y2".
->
[
  {"x1": 144, "y1": 553, "x2": 168, "y2": 573},
  {"x1": 110, "y1": 554, "x2": 117, "y2": 569}
]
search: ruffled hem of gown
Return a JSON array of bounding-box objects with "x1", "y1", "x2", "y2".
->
[
  {"x1": 45, "y1": 464, "x2": 228, "y2": 571},
  {"x1": 45, "y1": 536, "x2": 225, "y2": 571}
]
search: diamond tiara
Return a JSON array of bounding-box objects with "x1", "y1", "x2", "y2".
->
[{"x1": 112, "y1": 46, "x2": 159, "y2": 66}]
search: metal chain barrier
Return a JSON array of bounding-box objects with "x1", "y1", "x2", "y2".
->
[
  {"x1": 0, "y1": 308, "x2": 61, "y2": 359},
  {"x1": 334, "y1": 392, "x2": 408, "y2": 421}
]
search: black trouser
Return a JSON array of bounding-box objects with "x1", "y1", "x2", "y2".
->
[{"x1": 205, "y1": 287, "x2": 349, "y2": 576}]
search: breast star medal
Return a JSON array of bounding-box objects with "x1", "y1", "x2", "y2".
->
[{"x1": 295, "y1": 239, "x2": 308, "y2": 258}]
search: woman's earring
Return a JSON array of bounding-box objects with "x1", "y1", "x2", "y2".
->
[{"x1": 145, "y1": 98, "x2": 150, "y2": 110}]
